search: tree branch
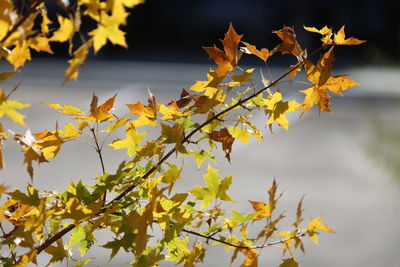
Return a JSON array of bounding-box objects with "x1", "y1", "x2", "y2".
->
[
  {"x1": 34, "y1": 45, "x2": 328, "y2": 255},
  {"x1": 181, "y1": 227, "x2": 306, "y2": 250}
]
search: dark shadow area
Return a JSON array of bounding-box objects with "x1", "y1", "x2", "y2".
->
[{"x1": 38, "y1": 0, "x2": 399, "y2": 66}]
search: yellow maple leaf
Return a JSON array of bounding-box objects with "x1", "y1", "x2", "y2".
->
[
  {"x1": 304, "y1": 25, "x2": 365, "y2": 46},
  {"x1": 7, "y1": 41, "x2": 31, "y2": 70},
  {"x1": 63, "y1": 197, "x2": 102, "y2": 222},
  {"x1": 107, "y1": 0, "x2": 144, "y2": 24},
  {"x1": 34, "y1": 130, "x2": 65, "y2": 159},
  {"x1": 109, "y1": 125, "x2": 146, "y2": 157},
  {"x1": 306, "y1": 215, "x2": 334, "y2": 244},
  {"x1": 239, "y1": 247, "x2": 259, "y2": 267},
  {"x1": 12, "y1": 129, "x2": 47, "y2": 179},
  {"x1": 46, "y1": 103, "x2": 85, "y2": 118},
  {"x1": 0, "y1": 90, "x2": 30, "y2": 126},
  {"x1": 40, "y1": 10, "x2": 52, "y2": 35},
  {"x1": 50, "y1": 15, "x2": 75, "y2": 42},
  {"x1": 159, "y1": 103, "x2": 191, "y2": 120},
  {"x1": 64, "y1": 39, "x2": 92, "y2": 83},
  {"x1": 264, "y1": 91, "x2": 300, "y2": 130},
  {"x1": 28, "y1": 35, "x2": 53, "y2": 54},
  {"x1": 79, "y1": 0, "x2": 105, "y2": 21},
  {"x1": 334, "y1": 26, "x2": 366, "y2": 45},
  {"x1": 228, "y1": 126, "x2": 251, "y2": 144},
  {"x1": 303, "y1": 25, "x2": 333, "y2": 44},
  {"x1": 301, "y1": 47, "x2": 358, "y2": 114},
  {"x1": 89, "y1": 11, "x2": 127, "y2": 53}
]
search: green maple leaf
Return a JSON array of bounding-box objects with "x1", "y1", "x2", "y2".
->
[{"x1": 189, "y1": 165, "x2": 233, "y2": 208}]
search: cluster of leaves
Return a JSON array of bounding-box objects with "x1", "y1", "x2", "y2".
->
[
  {"x1": 0, "y1": 1, "x2": 365, "y2": 266},
  {"x1": 0, "y1": 0, "x2": 142, "y2": 82}
]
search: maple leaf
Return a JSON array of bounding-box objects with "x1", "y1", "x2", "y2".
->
[
  {"x1": 303, "y1": 25, "x2": 333, "y2": 44},
  {"x1": 334, "y1": 26, "x2": 366, "y2": 45},
  {"x1": 127, "y1": 90, "x2": 158, "y2": 127},
  {"x1": 230, "y1": 68, "x2": 254, "y2": 85},
  {"x1": 0, "y1": 71, "x2": 16, "y2": 82},
  {"x1": 28, "y1": 35, "x2": 53, "y2": 54},
  {"x1": 239, "y1": 247, "x2": 258, "y2": 267},
  {"x1": 301, "y1": 47, "x2": 358, "y2": 114},
  {"x1": 87, "y1": 94, "x2": 117, "y2": 122},
  {"x1": 62, "y1": 197, "x2": 102, "y2": 222},
  {"x1": 159, "y1": 103, "x2": 191, "y2": 121},
  {"x1": 50, "y1": 15, "x2": 75, "y2": 42},
  {"x1": 208, "y1": 127, "x2": 234, "y2": 162},
  {"x1": 89, "y1": 11, "x2": 127, "y2": 53},
  {"x1": 190, "y1": 165, "x2": 233, "y2": 208},
  {"x1": 279, "y1": 258, "x2": 299, "y2": 267},
  {"x1": 306, "y1": 215, "x2": 334, "y2": 244},
  {"x1": 107, "y1": 0, "x2": 144, "y2": 24},
  {"x1": 7, "y1": 41, "x2": 31, "y2": 70},
  {"x1": 264, "y1": 91, "x2": 301, "y2": 130},
  {"x1": 34, "y1": 129, "x2": 65, "y2": 159},
  {"x1": 241, "y1": 42, "x2": 270, "y2": 61},
  {"x1": 192, "y1": 95, "x2": 221, "y2": 114},
  {"x1": 304, "y1": 25, "x2": 365, "y2": 46},
  {"x1": 0, "y1": 89, "x2": 30, "y2": 126},
  {"x1": 33, "y1": 123, "x2": 80, "y2": 159},
  {"x1": 249, "y1": 179, "x2": 278, "y2": 220},
  {"x1": 109, "y1": 124, "x2": 146, "y2": 157},
  {"x1": 170, "y1": 88, "x2": 193, "y2": 109},
  {"x1": 203, "y1": 23, "x2": 243, "y2": 77},
  {"x1": 160, "y1": 122, "x2": 186, "y2": 153},
  {"x1": 11, "y1": 129, "x2": 47, "y2": 179},
  {"x1": 271, "y1": 26, "x2": 304, "y2": 60},
  {"x1": 46, "y1": 103, "x2": 85, "y2": 118},
  {"x1": 228, "y1": 126, "x2": 251, "y2": 144},
  {"x1": 65, "y1": 39, "x2": 92, "y2": 83},
  {"x1": 189, "y1": 149, "x2": 215, "y2": 169}
]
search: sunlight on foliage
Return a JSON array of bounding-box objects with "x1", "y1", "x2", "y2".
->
[{"x1": 0, "y1": 1, "x2": 365, "y2": 266}]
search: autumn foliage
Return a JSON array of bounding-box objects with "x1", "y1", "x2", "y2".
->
[{"x1": 0, "y1": 1, "x2": 365, "y2": 266}]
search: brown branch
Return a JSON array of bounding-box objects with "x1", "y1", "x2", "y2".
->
[
  {"x1": 89, "y1": 124, "x2": 107, "y2": 207},
  {"x1": 35, "y1": 45, "x2": 328, "y2": 255},
  {"x1": 182, "y1": 227, "x2": 306, "y2": 250},
  {"x1": 0, "y1": 0, "x2": 44, "y2": 45},
  {"x1": 0, "y1": 223, "x2": 18, "y2": 263}
]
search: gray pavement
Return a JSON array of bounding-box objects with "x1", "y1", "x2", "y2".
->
[{"x1": 1, "y1": 59, "x2": 400, "y2": 266}]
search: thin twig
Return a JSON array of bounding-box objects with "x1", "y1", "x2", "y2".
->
[
  {"x1": 181, "y1": 227, "x2": 306, "y2": 250},
  {"x1": 89, "y1": 124, "x2": 107, "y2": 205},
  {"x1": 0, "y1": 223, "x2": 17, "y2": 263}
]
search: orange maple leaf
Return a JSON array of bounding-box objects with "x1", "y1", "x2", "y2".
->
[
  {"x1": 88, "y1": 94, "x2": 117, "y2": 122},
  {"x1": 301, "y1": 47, "x2": 358, "y2": 114},
  {"x1": 208, "y1": 128, "x2": 234, "y2": 162},
  {"x1": 203, "y1": 24, "x2": 243, "y2": 77},
  {"x1": 241, "y1": 41, "x2": 270, "y2": 61},
  {"x1": 271, "y1": 26, "x2": 304, "y2": 60}
]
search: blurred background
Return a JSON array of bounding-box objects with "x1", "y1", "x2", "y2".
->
[
  {"x1": 42, "y1": 0, "x2": 400, "y2": 65},
  {"x1": 2, "y1": 0, "x2": 400, "y2": 266}
]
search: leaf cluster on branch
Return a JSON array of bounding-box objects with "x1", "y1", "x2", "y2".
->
[{"x1": 0, "y1": 0, "x2": 365, "y2": 266}]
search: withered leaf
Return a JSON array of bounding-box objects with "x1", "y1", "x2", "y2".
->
[{"x1": 209, "y1": 128, "x2": 234, "y2": 162}]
